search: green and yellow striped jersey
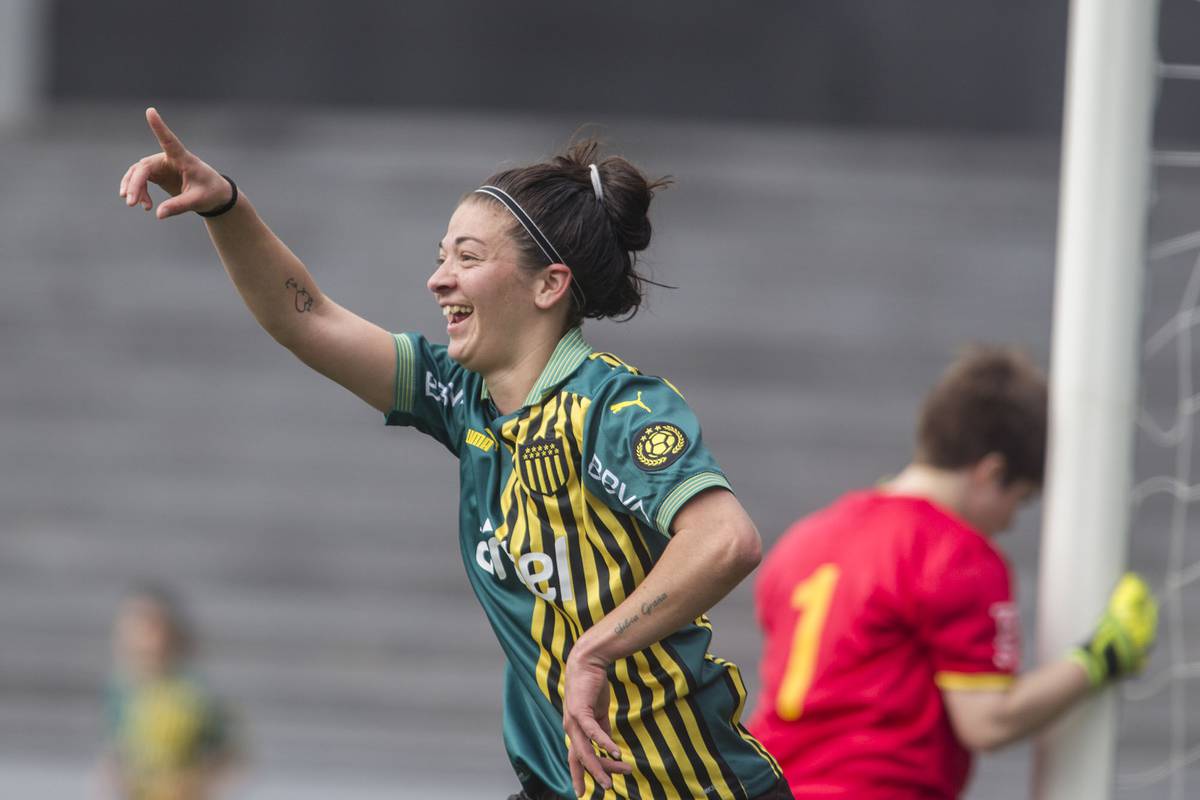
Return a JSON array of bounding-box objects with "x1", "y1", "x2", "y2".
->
[{"x1": 386, "y1": 328, "x2": 781, "y2": 800}]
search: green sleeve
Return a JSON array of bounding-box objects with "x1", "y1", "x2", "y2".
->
[
  {"x1": 583, "y1": 373, "x2": 731, "y2": 535},
  {"x1": 384, "y1": 332, "x2": 472, "y2": 455}
]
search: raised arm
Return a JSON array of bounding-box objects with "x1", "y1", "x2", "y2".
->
[{"x1": 119, "y1": 108, "x2": 397, "y2": 413}]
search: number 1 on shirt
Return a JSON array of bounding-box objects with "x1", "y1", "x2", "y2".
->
[{"x1": 775, "y1": 563, "x2": 841, "y2": 721}]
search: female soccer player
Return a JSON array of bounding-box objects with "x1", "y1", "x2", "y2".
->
[{"x1": 119, "y1": 108, "x2": 788, "y2": 800}]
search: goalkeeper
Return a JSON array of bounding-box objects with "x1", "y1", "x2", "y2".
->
[{"x1": 746, "y1": 346, "x2": 1158, "y2": 799}]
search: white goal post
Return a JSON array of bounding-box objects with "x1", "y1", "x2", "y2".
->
[{"x1": 1034, "y1": 1, "x2": 1161, "y2": 798}]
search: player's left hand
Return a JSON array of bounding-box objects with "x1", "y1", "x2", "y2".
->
[
  {"x1": 562, "y1": 649, "x2": 631, "y2": 796},
  {"x1": 1070, "y1": 572, "x2": 1159, "y2": 686}
]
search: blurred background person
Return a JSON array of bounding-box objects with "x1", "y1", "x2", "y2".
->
[{"x1": 101, "y1": 583, "x2": 240, "y2": 800}]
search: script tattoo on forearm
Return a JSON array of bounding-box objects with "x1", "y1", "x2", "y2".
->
[
  {"x1": 614, "y1": 593, "x2": 669, "y2": 637},
  {"x1": 284, "y1": 277, "x2": 314, "y2": 313},
  {"x1": 641, "y1": 593, "x2": 667, "y2": 616}
]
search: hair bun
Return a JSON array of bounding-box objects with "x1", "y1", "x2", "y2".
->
[{"x1": 558, "y1": 140, "x2": 667, "y2": 256}]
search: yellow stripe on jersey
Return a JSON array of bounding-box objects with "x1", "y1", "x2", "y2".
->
[
  {"x1": 611, "y1": 657, "x2": 674, "y2": 799},
  {"x1": 531, "y1": 597, "x2": 555, "y2": 703},
  {"x1": 710, "y1": 654, "x2": 783, "y2": 779},
  {"x1": 588, "y1": 351, "x2": 641, "y2": 374},
  {"x1": 506, "y1": 404, "x2": 544, "y2": 581},
  {"x1": 647, "y1": 644, "x2": 743, "y2": 800},
  {"x1": 580, "y1": 476, "x2": 652, "y2": 586},
  {"x1": 581, "y1": 490, "x2": 653, "y2": 619},
  {"x1": 631, "y1": 650, "x2": 723, "y2": 799},
  {"x1": 934, "y1": 671, "x2": 1016, "y2": 691},
  {"x1": 563, "y1": 395, "x2": 629, "y2": 630},
  {"x1": 536, "y1": 507, "x2": 582, "y2": 638},
  {"x1": 527, "y1": 507, "x2": 556, "y2": 699}
]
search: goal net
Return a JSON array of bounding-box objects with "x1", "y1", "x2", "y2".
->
[
  {"x1": 1038, "y1": 1, "x2": 1200, "y2": 799},
  {"x1": 1115, "y1": 15, "x2": 1200, "y2": 798}
]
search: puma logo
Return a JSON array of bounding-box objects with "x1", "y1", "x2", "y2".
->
[{"x1": 610, "y1": 391, "x2": 651, "y2": 415}]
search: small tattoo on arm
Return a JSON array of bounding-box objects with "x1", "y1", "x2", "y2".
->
[
  {"x1": 641, "y1": 593, "x2": 668, "y2": 616},
  {"x1": 615, "y1": 593, "x2": 668, "y2": 636},
  {"x1": 284, "y1": 277, "x2": 314, "y2": 312}
]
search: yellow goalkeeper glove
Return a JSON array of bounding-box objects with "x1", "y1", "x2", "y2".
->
[{"x1": 1069, "y1": 573, "x2": 1158, "y2": 687}]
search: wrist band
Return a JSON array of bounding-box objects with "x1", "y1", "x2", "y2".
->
[{"x1": 197, "y1": 175, "x2": 239, "y2": 218}]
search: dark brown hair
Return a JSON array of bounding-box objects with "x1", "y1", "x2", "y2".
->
[
  {"x1": 470, "y1": 138, "x2": 671, "y2": 325},
  {"x1": 915, "y1": 345, "x2": 1048, "y2": 486}
]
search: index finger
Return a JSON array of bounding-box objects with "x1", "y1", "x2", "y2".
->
[{"x1": 145, "y1": 107, "x2": 187, "y2": 159}]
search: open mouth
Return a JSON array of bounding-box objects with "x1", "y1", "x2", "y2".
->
[{"x1": 442, "y1": 304, "x2": 474, "y2": 325}]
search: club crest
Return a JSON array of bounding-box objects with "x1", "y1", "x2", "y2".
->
[
  {"x1": 632, "y1": 422, "x2": 688, "y2": 471},
  {"x1": 517, "y1": 436, "x2": 570, "y2": 495}
]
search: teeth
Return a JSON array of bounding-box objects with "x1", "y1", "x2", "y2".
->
[{"x1": 442, "y1": 304, "x2": 473, "y2": 318}]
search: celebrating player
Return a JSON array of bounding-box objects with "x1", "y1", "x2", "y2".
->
[
  {"x1": 746, "y1": 346, "x2": 1158, "y2": 799},
  {"x1": 119, "y1": 108, "x2": 790, "y2": 800}
]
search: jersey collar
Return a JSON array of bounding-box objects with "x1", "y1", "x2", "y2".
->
[{"x1": 480, "y1": 327, "x2": 592, "y2": 407}]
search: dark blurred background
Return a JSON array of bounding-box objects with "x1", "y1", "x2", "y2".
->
[
  {"x1": 3, "y1": 1, "x2": 1198, "y2": 798},
  {"x1": 46, "y1": 1, "x2": 1069, "y2": 133},
  {"x1": 35, "y1": 0, "x2": 1200, "y2": 140}
]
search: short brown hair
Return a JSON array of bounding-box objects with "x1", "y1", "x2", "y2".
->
[{"x1": 915, "y1": 345, "x2": 1048, "y2": 486}]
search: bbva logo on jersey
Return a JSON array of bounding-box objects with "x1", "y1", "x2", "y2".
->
[
  {"x1": 587, "y1": 454, "x2": 651, "y2": 524},
  {"x1": 425, "y1": 371, "x2": 463, "y2": 407}
]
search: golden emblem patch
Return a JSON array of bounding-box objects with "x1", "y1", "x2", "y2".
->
[
  {"x1": 517, "y1": 437, "x2": 569, "y2": 495},
  {"x1": 632, "y1": 422, "x2": 688, "y2": 471}
]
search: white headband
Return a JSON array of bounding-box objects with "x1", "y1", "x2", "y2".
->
[{"x1": 588, "y1": 164, "x2": 604, "y2": 203}]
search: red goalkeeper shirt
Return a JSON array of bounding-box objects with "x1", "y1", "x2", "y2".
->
[{"x1": 747, "y1": 490, "x2": 1019, "y2": 799}]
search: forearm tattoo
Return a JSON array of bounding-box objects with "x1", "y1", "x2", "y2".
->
[
  {"x1": 641, "y1": 593, "x2": 668, "y2": 616},
  {"x1": 614, "y1": 592, "x2": 669, "y2": 637},
  {"x1": 284, "y1": 277, "x2": 314, "y2": 312}
]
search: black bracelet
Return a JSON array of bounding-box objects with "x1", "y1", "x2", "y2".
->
[{"x1": 197, "y1": 175, "x2": 239, "y2": 218}]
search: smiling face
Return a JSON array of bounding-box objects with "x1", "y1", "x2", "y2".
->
[{"x1": 428, "y1": 199, "x2": 568, "y2": 376}]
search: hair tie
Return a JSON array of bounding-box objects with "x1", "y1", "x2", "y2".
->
[{"x1": 588, "y1": 164, "x2": 604, "y2": 203}]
